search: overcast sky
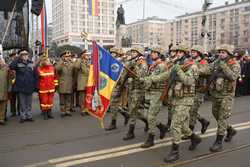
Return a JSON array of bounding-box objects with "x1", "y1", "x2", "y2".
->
[{"x1": 45, "y1": 0, "x2": 236, "y2": 23}]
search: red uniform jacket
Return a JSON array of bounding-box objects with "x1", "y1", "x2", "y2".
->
[{"x1": 37, "y1": 65, "x2": 58, "y2": 94}]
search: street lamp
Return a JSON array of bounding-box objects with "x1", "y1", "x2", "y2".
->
[{"x1": 201, "y1": 0, "x2": 213, "y2": 52}]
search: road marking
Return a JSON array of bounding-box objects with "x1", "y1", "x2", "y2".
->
[
  {"x1": 165, "y1": 143, "x2": 250, "y2": 167},
  {"x1": 26, "y1": 122, "x2": 250, "y2": 167},
  {"x1": 54, "y1": 124, "x2": 250, "y2": 167},
  {"x1": 49, "y1": 121, "x2": 250, "y2": 164}
]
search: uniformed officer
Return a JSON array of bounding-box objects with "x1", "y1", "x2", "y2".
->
[
  {"x1": 0, "y1": 56, "x2": 10, "y2": 125},
  {"x1": 55, "y1": 51, "x2": 75, "y2": 117},
  {"x1": 74, "y1": 50, "x2": 89, "y2": 116},
  {"x1": 208, "y1": 44, "x2": 240, "y2": 152}
]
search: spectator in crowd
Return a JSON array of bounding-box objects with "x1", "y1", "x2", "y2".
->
[
  {"x1": 0, "y1": 56, "x2": 10, "y2": 125},
  {"x1": 7, "y1": 52, "x2": 20, "y2": 117},
  {"x1": 9, "y1": 50, "x2": 38, "y2": 123},
  {"x1": 235, "y1": 50, "x2": 250, "y2": 96}
]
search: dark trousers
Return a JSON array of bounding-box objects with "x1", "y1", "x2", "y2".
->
[
  {"x1": 10, "y1": 92, "x2": 20, "y2": 115},
  {"x1": 19, "y1": 93, "x2": 33, "y2": 120}
]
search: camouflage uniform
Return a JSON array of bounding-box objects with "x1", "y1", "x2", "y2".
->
[
  {"x1": 127, "y1": 62, "x2": 147, "y2": 125},
  {"x1": 209, "y1": 44, "x2": 240, "y2": 152},
  {"x1": 149, "y1": 45, "x2": 202, "y2": 162},
  {"x1": 146, "y1": 63, "x2": 166, "y2": 134},
  {"x1": 106, "y1": 48, "x2": 130, "y2": 130},
  {"x1": 140, "y1": 47, "x2": 169, "y2": 148},
  {"x1": 189, "y1": 45, "x2": 210, "y2": 133},
  {"x1": 162, "y1": 46, "x2": 178, "y2": 130},
  {"x1": 123, "y1": 47, "x2": 148, "y2": 140}
]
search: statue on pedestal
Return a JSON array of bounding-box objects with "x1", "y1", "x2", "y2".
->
[{"x1": 116, "y1": 4, "x2": 125, "y2": 29}]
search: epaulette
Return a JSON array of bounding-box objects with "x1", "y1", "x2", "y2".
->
[{"x1": 199, "y1": 59, "x2": 208, "y2": 65}]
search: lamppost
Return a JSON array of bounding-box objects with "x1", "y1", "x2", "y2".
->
[{"x1": 201, "y1": 0, "x2": 213, "y2": 52}]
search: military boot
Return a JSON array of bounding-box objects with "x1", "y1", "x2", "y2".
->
[
  {"x1": 189, "y1": 133, "x2": 202, "y2": 151},
  {"x1": 164, "y1": 143, "x2": 179, "y2": 163},
  {"x1": 139, "y1": 118, "x2": 149, "y2": 132},
  {"x1": 157, "y1": 123, "x2": 168, "y2": 139},
  {"x1": 47, "y1": 110, "x2": 54, "y2": 119},
  {"x1": 166, "y1": 119, "x2": 171, "y2": 132},
  {"x1": 123, "y1": 124, "x2": 135, "y2": 140},
  {"x1": 118, "y1": 109, "x2": 130, "y2": 125},
  {"x1": 210, "y1": 135, "x2": 224, "y2": 152},
  {"x1": 224, "y1": 126, "x2": 237, "y2": 142},
  {"x1": 141, "y1": 133, "x2": 155, "y2": 148},
  {"x1": 105, "y1": 119, "x2": 117, "y2": 131},
  {"x1": 199, "y1": 118, "x2": 210, "y2": 134}
]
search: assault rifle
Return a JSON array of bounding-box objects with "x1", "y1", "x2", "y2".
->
[{"x1": 160, "y1": 56, "x2": 192, "y2": 102}]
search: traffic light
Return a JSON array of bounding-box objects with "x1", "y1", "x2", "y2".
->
[{"x1": 31, "y1": 0, "x2": 44, "y2": 16}]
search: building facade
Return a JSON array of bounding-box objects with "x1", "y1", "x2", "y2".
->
[
  {"x1": 169, "y1": 0, "x2": 250, "y2": 50},
  {"x1": 123, "y1": 0, "x2": 250, "y2": 51},
  {"x1": 52, "y1": 0, "x2": 116, "y2": 48},
  {"x1": 123, "y1": 17, "x2": 169, "y2": 48}
]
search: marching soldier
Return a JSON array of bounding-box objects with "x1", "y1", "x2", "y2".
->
[
  {"x1": 74, "y1": 50, "x2": 89, "y2": 116},
  {"x1": 145, "y1": 45, "x2": 202, "y2": 162},
  {"x1": 55, "y1": 51, "x2": 75, "y2": 117},
  {"x1": 140, "y1": 47, "x2": 168, "y2": 148},
  {"x1": 164, "y1": 46, "x2": 178, "y2": 131},
  {"x1": 208, "y1": 44, "x2": 240, "y2": 152},
  {"x1": 189, "y1": 45, "x2": 210, "y2": 133},
  {"x1": 123, "y1": 47, "x2": 148, "y2": 140},
  {"x1": 106, "y1": 47, "x2": 130, "y2": 131},
  {"x1": 166, "y1": 45, "x2": 202, "y2": 162}
]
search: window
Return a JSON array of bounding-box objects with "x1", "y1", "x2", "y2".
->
[
  {"x1": 244, "y1": 30, "x2": 249, "y2": 36},
  {"x1": 103, "y1": 40, "x2": 114, "y2": 43},
  {"x1": 245, "y1": 6, "x2": 250, "y2": 11},
  {"x1": 109, "y1": 30, "x2": 114, "y2": 35}
]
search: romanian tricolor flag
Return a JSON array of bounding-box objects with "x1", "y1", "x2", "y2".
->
[
  {"x1": 85, "y1": 41, "x2": 124, "y2": 122},
  {"x1": 40, "y1": 3, "x2": 48, "y2": 49},
  {"x1": 88, "y1": 0, "x2": 100, "y2": 16}
]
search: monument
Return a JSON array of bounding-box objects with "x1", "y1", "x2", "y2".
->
[{"x1": 115, "y1": 4, "x2": 127, "y2": 47}]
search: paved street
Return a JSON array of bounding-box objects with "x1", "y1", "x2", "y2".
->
[{"x1": 1, "y1": 94, "x2": 250, "y2": 167}]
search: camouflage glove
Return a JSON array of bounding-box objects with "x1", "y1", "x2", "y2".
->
[
  {"x1": 219, "y1": 61, "x2": 227, "y2": 70},
  {"x1": 140, "y1": 77, "x2": 152, "y2": 89}
]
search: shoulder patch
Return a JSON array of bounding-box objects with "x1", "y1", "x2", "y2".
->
[
  {"x1": 228, "y1": 58, "x2": 237, "y2": 65},
  {"x1": 200, "y1": 59, "x2": 208, "y2": 65}
]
